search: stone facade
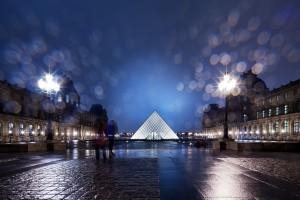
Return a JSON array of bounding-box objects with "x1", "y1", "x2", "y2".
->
[
  {"x1": 202, "y1": 71, "x2": 300, "y2": 141},
  {"x1": 0, "y1": 78, "x2": 98, "y2": 143}
]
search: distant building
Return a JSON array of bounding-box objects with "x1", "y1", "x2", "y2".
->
[
  {"x1": 0, "y1": 77, "x2": 99, "y2": 143},
  {"x1": 202, "y1": 71, "x2": 300, "y2": 141}
]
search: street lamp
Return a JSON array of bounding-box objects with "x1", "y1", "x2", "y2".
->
[
  {"x1": 37, "y1": 72, "x2": 60, "y2": 141},
  {"x1": 217, "y1": 72, "x2": 238, "y2": 140},
  {"x1": 38, "y1": 73, "x2": 60, "y2": 94}
]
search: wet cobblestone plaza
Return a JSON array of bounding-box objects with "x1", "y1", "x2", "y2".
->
[{"x1": 0, "y1": 142, "x2": 300, "y2": 199}]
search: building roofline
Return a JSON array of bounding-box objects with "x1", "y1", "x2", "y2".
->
[{"x1": 270, "y1": 78, "x2": 300, "y2": 93}]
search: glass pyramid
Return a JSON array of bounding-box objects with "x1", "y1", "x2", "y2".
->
[{"x1": 131, "y1": 111, "x2": 179, "y2": 140}]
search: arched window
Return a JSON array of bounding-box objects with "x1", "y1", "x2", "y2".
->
[
  {"x1": 268, "y1": 123, "x2": 273, "y2": 133},
  {"x1": 293, "y1": 120, "x2": 299, "y2": 133},
  {"x1": 57, "y1": 94, "x2": 63, "y2": 102},
  {"x1": 8, "y1": 123, "x2": 14, "y2": 135},
  {"x1": 37, "y1": 125, "x2": 41, "y2": 136},
  {"x1": 19, "y1": 123, "x2": 25, "y2": 135},
  {"x1": 29, "y1": 125, "x2": 33, "y2": 135},
  {"x1": 243, "y1": 114, "x2": 247, "y2": 122},
  {"x1": 274, "y1": 121, "x2": 279, "y2": 133},
  {"x1": 65, "y1": 94, "x2": 70, "y2": 103},
  {"x1": 283, "y1": 120, "x2": 289, "y2": 133}
]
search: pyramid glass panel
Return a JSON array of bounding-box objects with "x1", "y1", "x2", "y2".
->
[{"x1": 131, "y1": 111, "x2": 179, "y2": 140}]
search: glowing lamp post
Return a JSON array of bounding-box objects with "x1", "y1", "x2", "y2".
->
[
  {"x1": 217, "y1": 72, "x2": 237, "y2": 140},
  {"x1": 38, "y1": 73, "x2": 60, "y2": 94},
  {"x1": 37, "y1": 73, "x2": 60, "y2": 141}
]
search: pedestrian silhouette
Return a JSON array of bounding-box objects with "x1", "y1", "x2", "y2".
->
[
  {"x1": 106, "y1": 120, "x2": 118, "y2": 158},
  {"x1": 95, "y1": 130, "x2": 107, "y2": 161}
]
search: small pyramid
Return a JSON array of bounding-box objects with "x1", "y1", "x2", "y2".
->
[{"x1": 131, "y1": 111, "x2": 178, "y2": 140}]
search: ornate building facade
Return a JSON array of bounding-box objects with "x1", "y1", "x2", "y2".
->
[
  {"x1": 202, "y1": 71, "x2": 300, "y2": 141},
  {"x1": 0, "y1": 77, "x2": 98, "y2": 143}
]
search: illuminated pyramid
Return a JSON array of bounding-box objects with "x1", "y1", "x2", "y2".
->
[{"x1": 131, "y1": 111, "x2": 179, "y2": 140}]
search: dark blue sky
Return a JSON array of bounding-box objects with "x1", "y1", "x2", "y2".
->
[{"x1": 1, "y1": 0, "x2": 300, "y2": 132}]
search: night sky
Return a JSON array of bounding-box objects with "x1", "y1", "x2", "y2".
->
[{"x1": 1, "y1": 0, "x2": 300, "y2": 132}]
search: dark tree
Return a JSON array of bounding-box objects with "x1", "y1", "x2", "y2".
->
[{"x1": 90, "y1": 104, "x2": 108, "y2": 133}]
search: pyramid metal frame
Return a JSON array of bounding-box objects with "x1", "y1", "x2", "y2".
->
[{"x1": 131, "y1": 111, "x2": 179, "y2": 140}]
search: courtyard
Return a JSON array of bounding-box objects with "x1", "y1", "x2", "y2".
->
[{"x1": 0, "y1": 141, "x2": 300, "y2": 200}]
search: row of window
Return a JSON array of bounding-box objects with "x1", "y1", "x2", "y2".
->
[
  {"x1": 257, "y1": 105, "x2": 288, "y2": 119},
  {"x1": 57, "y1": 94, "x2": 79, "y2": 107},
  {"x1": 261, "y1": 91, "x2": 293, "y2": 106},
  {"x1": 0, "y1": 123, "x2": 43, "y2": 136},
  {"x1": 244, "y1": 120, "x2": 299, "y2": 133}
]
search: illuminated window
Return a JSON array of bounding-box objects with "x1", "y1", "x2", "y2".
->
[
  {"x1": 8, "y1": 122, "x2": 14, "y2": 134},
  {"x1": 268, "y1": 109, "x2": 272, "y2": 117},
  {"x1": 263, "y1": 125, "x2": 267, "y2": 134},
  {"x1": 283, "y1": 120, "x2": 289, "y2": 133},
  {"x1": 243, "y1": 114, "x2": 247, "y2": 122},
  {"x1": 19, "y1": 123, "x2": 24, "y2": 135},
  {"x1": 256, "y1": 111, "x2": 260, "y2": 119},
  {"x1": 37, "y1": 125, "x2": 41, "y2": 136},
  {"x1": 262, "y1": 110, "x2": 265, "y2": 118},
  {"x1": 294, "y1": 121, "x2": 299, "y2": 133},
  {"x1": 29, "y1": 125, "x2": 33, "y2": 135},
  {"x1": 274, "y1": 121, "x2": 279, "y2": 133},
  {"x1": 268, "y1": 123, "x2": 273, "y2": 133},
  {"x1": 276, "y1": 107, "x2": 280, "y2": 115},
  {"x1": 284, "y1": 105, "x2": 288, "y2": 114},
  {"x1": 259, "y1": 125, "x2": 263, "y2": 133},
  {"x1": 66, "y1": 95, "x2": 70, "y2": 103},
  {"x1": 57, "y1": 94, "x2": 63, "y2": 102}
]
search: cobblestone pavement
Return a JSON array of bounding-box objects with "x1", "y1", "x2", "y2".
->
[
  {"x1": 218, "y1": 151, "x2": 300, "y2": 185},
  {"x1": 1, "y1": 142, "x2": 300, "y2": 200},
  {"x1": 116, "y1": 147, "x2": 300, "y2": 199},
  {"x1": 0, "y1": 158, "x2": 159, "y2": 200},
  {"x1": 0, "y1": 149, "x2": 98, "y2": 178}
]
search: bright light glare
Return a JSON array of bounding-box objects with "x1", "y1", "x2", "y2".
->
[
  {"x1": 218, "y1": 73, "x2": 237, "y2": 95},
  {"x1": 38, "y1": 73, "x2": 60, "y2": 94},
  {"x1": 45, "y1": 73, "x2": 53, "y2": 82}
]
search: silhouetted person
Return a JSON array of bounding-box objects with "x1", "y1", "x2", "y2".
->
[
  {"x1": 106, "y1": 120, "x2": 118, "y2": 158},
  {"x1": 95, "y1": 132, "x2": 107, "y2": 161}
]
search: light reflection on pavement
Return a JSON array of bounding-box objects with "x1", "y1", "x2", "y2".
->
[{"x1": 0, "y1": 141, "x2": 300, "y2": 199}]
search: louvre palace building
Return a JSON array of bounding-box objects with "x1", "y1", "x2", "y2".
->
[
  {"x1": 0, "y1": 76, "x2": 98, "y2": 144},
  {"x1": 202, "y1": 70, "x2": 300, "y2": 141}
]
